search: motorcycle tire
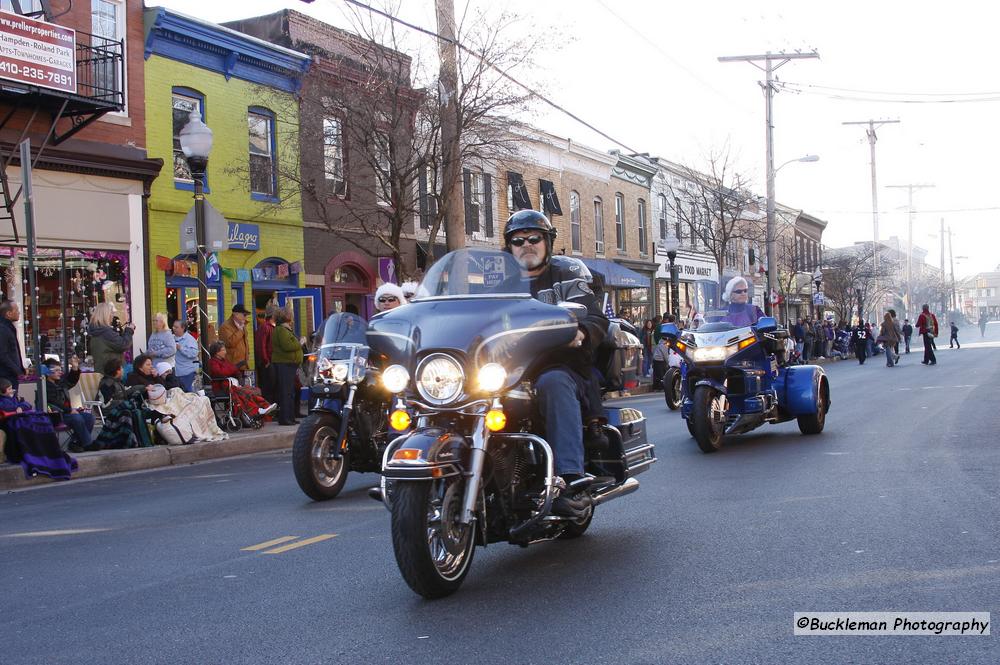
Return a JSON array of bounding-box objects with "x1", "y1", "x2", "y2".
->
[
  {"x1": 685, "y1": 418, "x2": 697, "y2": 439},
  {"x1": 292, "y1": 413, "x2": 350, "y2": 501},
  {"x1": 797, "y1": 383, "x2": 828, "y2": 435},
  {"x1": 391, "y1": 478, "x2": 476, "y2": 599},
  {"x1": 663, "y1": 368, "x2": 682, "y2": 411},
  {"x1": 691, "y1": 385, "x2": 725, "y2": 453}
]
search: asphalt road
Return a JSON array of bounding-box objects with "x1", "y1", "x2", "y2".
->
[{"x1": 3, "y1": 325, "x2": 999, "y2": 664}]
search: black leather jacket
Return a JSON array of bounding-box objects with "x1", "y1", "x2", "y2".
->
[{"x1": 526, "y1": 256, "x2": 608, "y2": 352}]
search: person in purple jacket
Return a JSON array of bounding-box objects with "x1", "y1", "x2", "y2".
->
[{"x1": 722, "y1": 276, "x2": 765, "y2": 327}]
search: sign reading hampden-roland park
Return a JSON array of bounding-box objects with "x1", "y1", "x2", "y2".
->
[{"x1": 0, "y1": 9, "x2": 76, "y2": 94}]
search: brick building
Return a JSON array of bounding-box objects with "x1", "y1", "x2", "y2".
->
[{"x1": 0, "y1": 0, "x2": 161, "y2": 400}]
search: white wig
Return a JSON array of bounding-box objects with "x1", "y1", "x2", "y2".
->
[
  {"x1": 374, "y1": 282, "x2": 407, "y2": 311},
  {"x1": 722, "y1": 276, "x2": 749, "y2": 303}
]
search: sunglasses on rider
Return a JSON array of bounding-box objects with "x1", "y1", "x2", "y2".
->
[
  {"x1": 377, "y1": 296, "x2": 398, "y2": 303},
  {"x1": 509, "y1": 234, "x2": 544, "y2": 247},
  {"x1": 733, "y1": 289, "x2": 748, "y2": 294}
]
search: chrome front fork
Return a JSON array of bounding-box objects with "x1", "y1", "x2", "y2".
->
[{"x1": 459, "y1": 415, "x2": 487, "y2": 525}]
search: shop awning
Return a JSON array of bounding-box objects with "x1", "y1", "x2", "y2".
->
[{"x1": 580, "y1": 258, "x2": 651, "y2": 288}]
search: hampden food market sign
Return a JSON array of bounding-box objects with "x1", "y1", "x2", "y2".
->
[{"x1": 0, "y1": 10, "x2": 76, "y2": 94}]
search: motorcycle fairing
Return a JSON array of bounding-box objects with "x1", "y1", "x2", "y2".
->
[
  {"x1": 774, "y1": 365, "x2": 826, "y2": 416},
  {"x1": 382, "y1": 427, "x2": 470, "y2": 480}
]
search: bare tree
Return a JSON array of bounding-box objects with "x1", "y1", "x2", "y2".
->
[
  {"x1": 665, "y1": 148, "x2": 762, "y2": 292},
  {"x1": 823, "y1": 243, "x2": 898, "y2": 323}
]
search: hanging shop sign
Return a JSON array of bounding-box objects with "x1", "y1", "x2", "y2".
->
[
  {"x1": 656, "y1": 253, "x2": 718, "y2": 282},
  {"x1": 0, "y1": 10, "x2": 76, "y2": 94},
  {"x1": 227, "y1": 223, "x2": 260, "y2": 251}
]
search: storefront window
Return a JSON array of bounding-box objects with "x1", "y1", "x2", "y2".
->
[
  {"x1": 0, "y1": 246, "x2": 130, "y2": 374},
  {"x1": 617, "y1": 286, "x2": 650, "y2": 325}
]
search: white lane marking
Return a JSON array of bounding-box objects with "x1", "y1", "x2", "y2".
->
[
  {"x1": 823, "y1": 452, "x2": 848, "y2": 455},
  {"x1": 3, "y1": 528, "x2": 113, "y2": 538},
  {"x1": 854, "y1": 550, "x2": 865, "y2": 554}
]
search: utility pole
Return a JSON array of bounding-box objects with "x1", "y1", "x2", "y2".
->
[
  {"x1": 947, "y1": 225, "x2": 956, "y2": 313},
  {"x1": 842, "y1": 118, "x2": 899, "y2": 303},
  {"x1": 886, "y1": 183, "x2": 933, "y2": 318},
  {"x1": 434, "y1": 0, "x2": 464, "y2": 252},
  {"x1": 939, "y1": 218, "x2": 947, "y2": 314},
  {"x1": 719, "y1": 50, "x2": 819, "y2": 316}
]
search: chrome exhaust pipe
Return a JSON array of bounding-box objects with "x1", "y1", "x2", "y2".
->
[{"x1": 591, "y1": 477, "x2": 639, "y2": 506}]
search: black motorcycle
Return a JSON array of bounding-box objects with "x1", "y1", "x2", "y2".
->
[
  {"x1": 368, "y1": 249, "x2": 655, "y2": 598},
  {"x1": 291, "y1": 312, "x2": 390, "y2": 501}
]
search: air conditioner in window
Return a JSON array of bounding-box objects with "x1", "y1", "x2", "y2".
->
[{"x1": 595, "y1": 240, "x2": 605, "y2": 254}]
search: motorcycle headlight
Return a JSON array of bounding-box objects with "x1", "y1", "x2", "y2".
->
[
  {"x1": 330, "y1": 363, "x2": 349, "y2": 382},
  {"x1": 416, "y1": 354, "x2": 465, "y2": 404},
  {"x1": 691, "y1": 346, "x2": 730, "y2": 363},
  {"x1": 382, "y1": 365, "x2": 410, "y2": 393},
  {"x1": 477, "y1": 363, "x2": 507, "y2": 393}
]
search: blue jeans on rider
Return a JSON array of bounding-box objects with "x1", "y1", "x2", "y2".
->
[{"x1": 535, "y1": 368, "x2": 586, "y2": 478}]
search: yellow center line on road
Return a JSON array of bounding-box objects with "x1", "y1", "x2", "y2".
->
[
  {"x1": 241, "y1": 536, "x2": 299, "y2": 552},
  {"x1": 262, "y1": 534, "x2": 338, "y2": 554}
]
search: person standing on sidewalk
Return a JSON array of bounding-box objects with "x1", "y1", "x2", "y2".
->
[
  {"x1": 146, "y1": 312, "x2": 176, "y2": 369},
  {"x1": 218, "y1": 304, "x2": 251, "y2": 371},
  {"x1": 639, "y1": 319, "x2": 654, "y2": 378},
  {"x1": 878, "y1": 312, "x2": 900, "y2": 368},
  {"x1": 802, "y1": 318, "x2": 815, "y2": 362},
  {"x1": 254, "y1": 305, "x2": 276, "y2": 403},
  {"x1": 171, "y1": 319, "x2": 199, "y2": 392},
  {"x1": 0, "y1": 300, "x2": 24, "y2": 395},
  {"x1": 888, "y1": 309, "x2": 902, "y2": 363},
  {"x1": 271, "y1": 308, "x2": 303, "y2": 426},
  {"x1": 916, "y1": 304, "x2": 938, "y2": 365},
  {"x1": 949, "y1": 321, "x2": 961, "y2": 349},
  {"x1": 901, "y1": 318, "x2": 913, "y2": 354}
]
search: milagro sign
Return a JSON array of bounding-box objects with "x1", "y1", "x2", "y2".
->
[
  {"x1": 227, "y1": 223, "x2": 260, "y2": 251},
  {"x1": 0, "y1": 10, "x2": 76, "y2": 94}
]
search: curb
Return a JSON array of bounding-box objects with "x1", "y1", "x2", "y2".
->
[{"x1": 1, "y1": 427, "x2": 295, "y2": 491}]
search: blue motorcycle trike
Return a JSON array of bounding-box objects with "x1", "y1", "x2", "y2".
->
[{"x1": 660, "y1": 312, "x2": 830, "y2": 453}]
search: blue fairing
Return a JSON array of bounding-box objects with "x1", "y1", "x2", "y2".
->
[{"x1": 775, "y1": 365, "x2": 824, "y2": 415}]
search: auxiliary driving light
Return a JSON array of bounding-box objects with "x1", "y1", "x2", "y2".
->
[
  {"x1": 389, "y1": 410, "x2": 412, "y2": 431},
  {"x1": 485, "y1": 409, "x2": 507, "y2": 432},
  {"x1": 382, "y1": 365, "x2": 410, "y2": 393},
  {"x1": 477, "y1": 363, "x2": 507, "y2": 392}
]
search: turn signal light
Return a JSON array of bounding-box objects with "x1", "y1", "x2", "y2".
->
[
  {"x1": 675, "y1": 341, "x2": 687, "y2": 352},
  {"x1": 392, "y1": 448, "x2": 420, "y2": 461},
  {"x1": 485, "y1": 409, "x2": 507, "y2": 432},
  {"x1": 738, "y1": 338, "x2": 756, "y2": 351},
  {"x1": 389, "y1": 410, "x2": 412, "y2": 431}
]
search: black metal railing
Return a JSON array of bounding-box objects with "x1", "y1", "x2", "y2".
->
[{"x1": 73, "y1": 30, "x2": 125, "y2": 110}]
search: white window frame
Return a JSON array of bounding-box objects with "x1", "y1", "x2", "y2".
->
[
  {"x1": 171, "y1": 91, "x2": 201, "y2": 184},
  {"x1": 322, "y1": 116, "x2": 346, "y2": 197},
  {"x1": 614, "y1": 193, "x2": 625, "y2": 251},
  {"x1": 91, "y1": 0, "x2": 128, "y2": 117},
  {"x1": 470, "y1": 171, "x2": 485, "y2": 237},
  {"x1": 594, "y1": 197, "x2": 605, "y2": 255},
  {"x1": 638, "y1": 198, "x2": 648, "y2": 256},
  {"x1": 248, "y1": 109, "x2": 277, "y2": 199}
]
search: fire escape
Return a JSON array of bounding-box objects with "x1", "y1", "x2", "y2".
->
[{"x1": 0, "y1": 0, "x2": 125, "y2": 243}]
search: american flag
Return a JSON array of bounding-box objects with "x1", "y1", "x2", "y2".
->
[{"x1": 603, "y1": 294, "x2": 615, "y2": 319}]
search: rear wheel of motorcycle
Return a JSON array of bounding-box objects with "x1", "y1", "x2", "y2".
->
[
  {"x1": 797, "y1": 383, "x2": 827, "y2": 435},
  {"x1": 663, "y1": 368, "x2": 682, "y2": 411},
  {"x1": 292, "y1": 413, "x2": 350, "y2": 501},
  {"x1": 391, "y1": 478, "x2": 475, "y2": 599},
  {"x1": 692, "y1": 385, "x2": 725, "y2": 453},
  {"x1": 685, "y1": 418, "x2": 697, "y2": 439}
]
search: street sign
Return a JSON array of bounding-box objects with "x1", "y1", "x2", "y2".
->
[
  {"x1": 0, "y1": 10, "x2": 76, "y2": 94},
  {"x1": 179, "y1": 201, "x2": 228, "y2": 253}
]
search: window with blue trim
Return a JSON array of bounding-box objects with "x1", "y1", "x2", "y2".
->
[
  {"x1": 248, "y1": 108, "x2": 277, "y2": 200},
  {"x1": 172, "y1": 88, "x2": 205, "y2": 185}
]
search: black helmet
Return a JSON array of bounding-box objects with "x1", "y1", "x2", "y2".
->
[{"x1": 503, "y1": 210, "x2": 557, "y2": 245}]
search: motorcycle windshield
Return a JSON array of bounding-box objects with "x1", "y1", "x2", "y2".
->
[
  {"x1": 696, "y1": 305, "x2": 763, "y2": 333},
  {"x1": 367, "y1": 249, "x2": 578, "y2": 392},
  {"x1": 313, "y1": 313, "x2": 369, "y2": 384}
]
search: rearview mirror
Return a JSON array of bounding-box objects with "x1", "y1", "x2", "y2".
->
[
  {"x1": 755, "y1": 316, "x2": 778, "y2": 333},
  {"x1": 659, "y1": 323, "x2": 679, "y2": 340}
]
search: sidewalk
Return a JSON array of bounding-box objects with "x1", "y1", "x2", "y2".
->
[{"x1": 1, "y1": 424, "x2": 296, "y2": 492}]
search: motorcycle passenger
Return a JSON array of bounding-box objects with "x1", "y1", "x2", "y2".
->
[
  {"x1": 721, "y1": 276, "x2": 764, "y2": 327},
  {"x1": 374, "y1": 283, "x2": 407, "y2": 312},
  {"x1": 502, "y1": 210, "x2": 608, "y2": 517}
]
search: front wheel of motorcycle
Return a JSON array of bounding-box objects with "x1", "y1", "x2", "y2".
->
[
  {"x1": 391, "y1": 478, "x2": 476, "y2": 599},
  {"x1": 292, "y1": 413, "x2": 350, "y2": 501},
  {"x1": 692, "y1": 385, "x2": 726, "y2": 453},
  {"x1": 663, "y1": 368, "x2": 682, "y2": 411}
]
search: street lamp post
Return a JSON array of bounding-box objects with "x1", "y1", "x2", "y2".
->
[
  {"x1": 663, "y1": 231, "x2": 681, "y2": 321},
  {"x1": 766, "y1": 154, "x2": 819, "y2": 316},
  {"x1": 812, "y1": 268, "x2": 823, "y2": 320},
  {"x1": 179, "y1": 111, "x2": 214, "y2": 371}
]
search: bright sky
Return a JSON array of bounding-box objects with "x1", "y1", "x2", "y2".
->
[{"x1": 155, "y1": 0, "x2": 1000, "y2": 278}]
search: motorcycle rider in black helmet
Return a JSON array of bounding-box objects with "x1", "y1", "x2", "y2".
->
[{"x1": 502, "y1": 210, "x2": 609, "y2": 517}]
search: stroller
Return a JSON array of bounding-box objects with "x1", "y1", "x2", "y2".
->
[{"x1": 831, "y1": 329, "x2": 851, "y2": 359}]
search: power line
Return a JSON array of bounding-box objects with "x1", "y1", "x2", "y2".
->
[
  {"x1": 777, "y1": 82, "x2": 1000, "y2": 104},
  {"x1": 781, "y1": 80, "x2": 1000, "y2": 98},
  {"x1": 334, "y1": 0, "x2": 641, "y2": 153}
]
